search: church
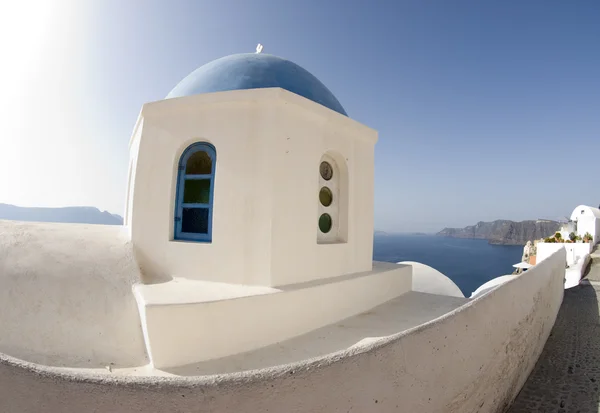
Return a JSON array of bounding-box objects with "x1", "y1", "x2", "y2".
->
[
  {"x1": 0, "y1": 46, "x2": 567, "y2": 413},
  {"x1": 125, "y1": 45, "x2": 443, "y2": 368}
]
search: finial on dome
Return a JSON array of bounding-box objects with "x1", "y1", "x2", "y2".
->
[{"x1": 256, "y1": 43, "x2": 264, "y2": 54}]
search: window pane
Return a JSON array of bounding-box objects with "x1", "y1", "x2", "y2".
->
[
  {"x1": 182, "y1": 208, "x2": 209, "y2": 234},
  {"x1": 319, "y1": 213, "x2": 332, "y2": 233},
  {"x1": 184, "y1": 179, "x2": 211, "y2": 204},
  {"x1": 320, "y1": 161, "x2": 333, "y2": 181},
  {"x1": 319, "y1": 187, "x2": 333, "y2": 207},
  {"x1": 186, "y1": 150, "x2": 212, "y2": 175}
]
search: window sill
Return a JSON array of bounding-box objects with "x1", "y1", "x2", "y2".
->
[
  {"x1": 317, "y1": 239, "x2": 347, "y2": 245},
  {"x1": 171, "y1": 238, "x2": 212, "y2": 244}
]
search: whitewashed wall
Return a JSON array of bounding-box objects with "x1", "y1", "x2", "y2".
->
[
  {"x1": 135, "y1": 262, "x2": 412, "y2": 368},
  {"x1": 0, "y1": 221, "x2": 147, "y2": 368},
  {"x1": 398, "y1": 261, "x2": 464, "y2": 298},
  {"x1": 128, "y1": 88, "x2": 378, "y2": 287},
  {"x1": 570, "y1": 205, "x2": 600, "y2": 245},
  {"x1": 0, "y1": 249, "x2": 566, "y2": 413},
  {"x1": 577, "y1": 217, "x2": 600, "y2": 245},
  {"x1": 537, "y1": 241, "x2": 592, "y2": 266}
]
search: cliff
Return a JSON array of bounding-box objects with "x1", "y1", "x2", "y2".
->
[
  {"x1": 436, "y1": 219, "x2": 560, "y2": 245},
  {"x1": 0, "y1": 203, "x2": 123, "y2": 225}
]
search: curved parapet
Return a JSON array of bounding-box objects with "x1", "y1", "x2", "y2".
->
[
  {"x1": 0, "y1": 220, "x2": 147, "y2": 368},
  {"x1": 565, "y1": 253, "x2": 591, "y2": 289},
  {"x1": 398, "y1": 261, "x2": 465, "y2": 298},
  {"x1": 0, "y1": 249, "x2": 566, "y2": 412},
  {"x1": 470, "y1": 275, "x2": 513, "y2": 298}
]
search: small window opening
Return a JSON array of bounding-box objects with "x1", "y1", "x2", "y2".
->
[
  {"x1": 317, "y1": 154, "x2": 347, "y2": 244},
  {"x1": 174, "y1": 142, "x2": 216, "y2": 242}
]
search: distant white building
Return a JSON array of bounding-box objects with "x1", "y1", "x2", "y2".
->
[
  {"x1": 535, "y1": 204, "x2": 599, "y2": 289},
  {"x1": 570, "y1": 204, "x2": 600, "y2": 245}
]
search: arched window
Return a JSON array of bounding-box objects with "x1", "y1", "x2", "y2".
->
[
  {"x1": 317, "y1": 153, "x2": 348, "y2": 244},
  {"x1": 174, "y1": 142, "x2": 216, "y2": 242}
]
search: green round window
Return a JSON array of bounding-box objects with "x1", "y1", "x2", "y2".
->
[
  {"x1": 319, "y1": 187, "x2": 333, "y2": 207},
  {"x1": 319, "y1": 213, "x2": 332, "y2": 233},
  {"x1": 320, "y1": 161, "x2": 333, "y2": 181}
]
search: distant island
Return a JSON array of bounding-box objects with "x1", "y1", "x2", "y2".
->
[
  {"x1": 374, "y1": 231, "x2": 430, "y2": 237},
  {"x1": 436, "y1": 219, "x2": 561, "y2": 245},
  {"x1": 0, "y1": 203, "x2": 123, "y2": 225},
  {"x1": 374, "y1": 230, "x2": 390, "y2": 236}
]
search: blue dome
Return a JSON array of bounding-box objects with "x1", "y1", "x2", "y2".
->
[{"x1": 166, "y1": 53, "x2": 347, "y2": 116}]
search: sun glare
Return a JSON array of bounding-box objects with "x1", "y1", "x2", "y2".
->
[{"x1": 0, "y1": 1, "x2": 84, "y2": 208}]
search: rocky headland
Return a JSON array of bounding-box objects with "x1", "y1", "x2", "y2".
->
[
  {"x1": 0, "y1": 203, "x2": 123, "y2": 225},
  {"x1": 436, "y1": 219, "x2": 561, "y2": 246}
]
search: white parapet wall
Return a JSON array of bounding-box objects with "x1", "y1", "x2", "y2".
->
[
  {"x1": 134, "y1": 261, "x2": 412, "y2": 368},
  {"x1": 0, "y1": 220, "x2": 148, "y2": 368},
  {"x1": 537, "y1": 241, "x2": 592, "y2": 267},
  {"x1": 537, "y1": 242, "x2": 592, "y2": 288},
  {"x1": 0, "y1": 249, "x2": 566, "y2": 412}
]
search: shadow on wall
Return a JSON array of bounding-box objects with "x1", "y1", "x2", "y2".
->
[
  {"x1": 133, "y1": 245, "x2": 174, "y2": 285},
  {"x1": 507, "y1": 281, "x2": 600, "y2": 412}
]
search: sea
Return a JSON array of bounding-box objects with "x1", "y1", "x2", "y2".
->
[{"x1": 373, "y1": 235, "x2": 524, "y2": 297}]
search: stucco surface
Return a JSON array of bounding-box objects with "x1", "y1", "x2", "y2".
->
[
  {"x1": 0, "y1": 220, "x2": 147, "y2": 368},
  {"x1": 398, "y1": 261, "x2": 465, "y2": 297},
  {"x1": 134, "y1": 277, "x2": 279, "y2": 305},
  {"x1": 507, "y1": 269, "x2": 600, "y2": 412},
  {"x1": 470, "y1": 275, "x2": 513, "y2": 298},
  {"x1": 570, "y1": 205, "x2": 600, "y2": 245},
  {"x1": 129, "y1": 88, "x2": 377, "y2": 287},
  {"x1": 570, "y1": 205, "x2": 600, "y2": 220},
  {"x1": 164, "y1": 291, "x2": 468, "y2": 376},
  {"x1": 0, "y1": 249, "x2": 565, "y2": 412},
  {"x1": 136, "y1": 262, "x2": 412, "y2": 368},
  {"x1": 537, "y1": 241, "x2": 592, "y2": 267}
]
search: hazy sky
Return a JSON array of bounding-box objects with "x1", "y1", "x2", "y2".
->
[{"x1": 0, "y1": 0, "x2": 598, "y2": 232}]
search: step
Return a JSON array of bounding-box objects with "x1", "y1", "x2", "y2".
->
[
  {"x1": 163, "y1": 291, "x2": 469, "y2": 376},
  {"x1": 134, "y1": 262, "x2": 413, "y2": 369}
]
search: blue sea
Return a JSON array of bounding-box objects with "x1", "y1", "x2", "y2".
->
[{"x1": 373, "y1": 235, "x2": 524, "y2": 296}]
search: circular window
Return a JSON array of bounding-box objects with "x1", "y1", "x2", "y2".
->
[
  {"x1": 319, "y1": 213, "x2": 332, "y2": 233},
  {"x1": 319, "y1": 187, "x2": 333, "y2": 207},
  {"x1": 320, "y1": 161, "x2": 333, "y2": 181}
]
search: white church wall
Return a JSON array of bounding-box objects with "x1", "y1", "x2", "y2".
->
[
  {"x1": 135, "y1": 262, "x2": 412, "y2": 369},
  {"x1": 316, "y1": 152, "x2": 346, "y2": 244},
  {"x1": 123, "y1": 114, "x2": 143, "y2": 231},
  {"x1": 128, "y1": 88, "x2": 377, "y2": 287},
  {"x1": 269, "y1": 93, "x2": 377, "y2": 286},
  {"x1": 128, "y1": 92, "x2": 276, "y2": 286},
  {"x1": 0, "y1": 248, "x2": 565, "y2": 413}
]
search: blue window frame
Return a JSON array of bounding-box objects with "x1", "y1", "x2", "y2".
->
[{"x1": 174, "y1": 142, "x2": 216, "y2": 242}]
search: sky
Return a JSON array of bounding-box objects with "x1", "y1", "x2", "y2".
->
[{"x1": 0, "y1": 0, "x2": 598, "y2": 232}]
